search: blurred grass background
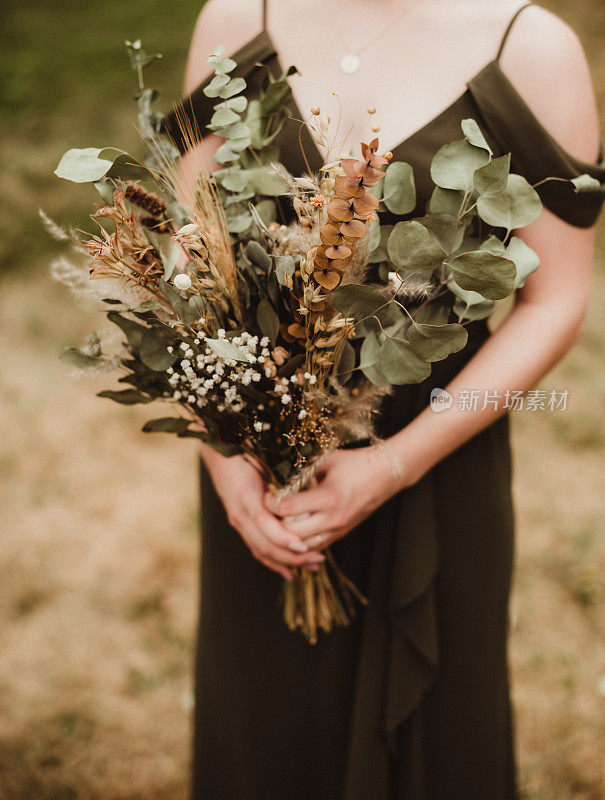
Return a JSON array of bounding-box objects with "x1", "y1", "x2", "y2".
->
[{"x1": 0, "y1": 1, "x2": 603, "y2": 798}]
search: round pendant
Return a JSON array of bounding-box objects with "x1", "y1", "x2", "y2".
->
[{"x1": 340, "y1": 53, "x2": 361, "y2": 75}]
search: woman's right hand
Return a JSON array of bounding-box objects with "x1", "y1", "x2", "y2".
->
[{"x1": 200, "y1": 445, "x2": 325, "y2": 580}]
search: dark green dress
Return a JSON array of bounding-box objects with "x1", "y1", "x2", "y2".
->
[{"x1": 163, "y1": 4, "x2": 605, "y2": 798}]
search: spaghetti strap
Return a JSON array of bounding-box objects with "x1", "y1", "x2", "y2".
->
[
  {"x1": 262, "y1": 0, "x2": 268, "y2": 31},
  {"x1": 496, "y1": 2, "x2": 533, "y2": 61}
]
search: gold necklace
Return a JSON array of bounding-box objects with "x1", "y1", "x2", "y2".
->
[{"x1": 329, "y1": 0, "x2": 424, "y2": 74}]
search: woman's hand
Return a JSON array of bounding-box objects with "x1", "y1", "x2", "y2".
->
[
  {"x1": 265, "y1": 446, "x2": 410, "y2": 550},
  {"x1": 201, "y1": 446, "x2": 325, "y2": 580}
]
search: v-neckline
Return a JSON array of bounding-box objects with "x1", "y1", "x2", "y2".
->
[{"x1": 240, "y1": 29, "x2": 497, "y2": 163}]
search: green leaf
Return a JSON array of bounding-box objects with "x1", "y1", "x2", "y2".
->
[
  {"x1": 461, "y1": 118, "x2": 493, "y2": 155},
  {"x1": 227, "y1": 213, "x2": 253, "y2": 233},
  {"x1": 353, "y1": 302, "x2": 404, "y2": 339},
  {"x1": 214, "y1": 143, "x2": 238, "y2": 164},
  {"x1": 107, "y1": 311, "x2": 147, "y2": 348},
  {"x1": 213, "y1": 57, "x2": 237, "y2": 75},
  {"x1": 256, "y1": 298, "x2": 280, "y2": 346},
  {"x1": 208, "y1": 108, "x2": 240, "y2": 129},
  {"x1": 254, "y1": 199, "x2": 277, "y2": 227},
  {"x1": 159, "y1": 279, "x2": 198, "y2": 324},
  {"x1": 331, "y1": 284, "x2": 388, "y2": 319},
  {"x1": 506, "y1": 236, "x2": 540, "y2": 289},
  {"x1": 219, "y1": 76, "x2": 247, "y2": 99},
  {"x1": 203, "y1": 73, "x2": 230, "y2": 97},
  {"x1": 417, "y1": 213, "x2": 464, "y2": 254},
  {"x1": 105, "y1": 153, "x2": 151, "y2": 181},
  {"x1": 246, "y1": 241, "x2": 272, "y2": 270},
  {"x1": 367, "y1": 223, "x2": 393, "y2": 264},
  {"x1": 480, "y1": 235, "x2": 506, "y2": 256},
  {"x1": 54, "y1": 147, "x2": 114, "y2": 183},
  {"x1": 474, "y1": 153, "x2": 511, "y2": 197},
  {"x1": 359, "y1": 332, "x2": 388, "y2": 386},
  {"x1": 427, "y1": 186, "x2": 467, "y2": 217},
  {"x1": 379, "y1": 338, "x2": 432, "y2": 384},
  {"x1": 246, "y1": 166, "x2": 288, "y2": 195},
  {"x1": 215, "y1": 96, "x2": 248, "y2": 113},
  {"x1": 430, "y1": 139, "x2": 490, "y2": 192},
  {"x1": 382, "y1": 161, "x2": 416, "y2": 214},
  {"x1": 387, "y1": 220, "x2": 445, "y2": 273},
  {"x1": 449, "y1": 250, "x2": 516, "y2": 300},
  {"x1": 217, "y1": 168, "x2": 249, "y2": 192},
  {"x1": 476, "y1": 174, "x2": 542, "y2": 230},
  {"x1": 93, "y1": 178, "x2": 115, "y2": 203},
  {"x1": 162, "y1": 242, "x2": 181, "y2": 281},
  {"x1": 571, "y1": 173, "x2": 601, "y2": 192},
  {"x1": 142, "y1": 417, "x2": 192, "y2": 433},
  {"x1": 275, "y1": 255, "x2": 295, "y2": 286},
  {"x1": 452, "y1": 293, "x2": 494, "y2": 321},
  {"x1": 97, "y1": 388, "x2": 153, "y2": 405},
  {"x1": 406, "y1": 322, "x2": 468, "y2": 362},
  {"x1": 206, "y1": 338, "x2": 249, "y2": 362},
  {"x1": 60, "y1": 348, "x2": 100, "y2": 369},
  {"x1": 139, "y1": 329, "x2": 177, "y2": 371},
  {"x1": 413, "y1": 303, "x2": 451, "y2": 326},
  {"x1": 260, "y1": 79, "x2": 292, "y2": 116},
  {"x1": 336, "y1": 339, "x2": 356, "y2": 383}
]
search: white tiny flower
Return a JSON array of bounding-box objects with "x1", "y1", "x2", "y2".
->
[
  {"x1": 252, "y1": 373, "x2": 261, "y2": 382},
  {"x1": 217, "y1": 328, "x2": 226, "y2": 339},
  {"x1": 298, "y1": 409, "x2": 307, "y2": 419},
  {"x1": 188, "y1": 395, "x2": 196, "y2": 403},
  {"x1": 290, "y1": 375, "x2": 298, "y2": 384},
  {"x1": 173, "y1": 390, "x2": 182, "y2": 400},
  {"x1": 167, "y1": 346, "x2": 173, "y2": 353},
  {"x1": 308, "y1": 374, "x2": 317, "y2": 385},
  {"x1": 173, "y1": 273, "x2": 192, "y2": 291},
  {"x1": 254, "y1": 421, "x2": 263, "y2": 432},
  {"x1": 260, "y1": 336, "x2": 270, "y2": 348},
  {"x1": 281, "y1": 394, "x2": 291, "y2": 405}
]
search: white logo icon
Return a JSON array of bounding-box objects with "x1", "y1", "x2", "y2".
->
[{"x1": 430, "y1": 388, "x2": 453, "y2": 413}]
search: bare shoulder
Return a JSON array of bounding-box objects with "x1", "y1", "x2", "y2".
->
[
  {"x1": 498, "y1": 4, "x2": 600, "y2": 162},
  {"x1": 184, "y1": 0, "x2": 263, "y2": 92}
]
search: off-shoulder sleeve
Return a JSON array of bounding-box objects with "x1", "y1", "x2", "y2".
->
[
  {"x1": 161, "y1": 31, "x2": 277, "y2": 154},
  {"x1": 468, "y1": 61, "x2": 605, "y2": 228}
]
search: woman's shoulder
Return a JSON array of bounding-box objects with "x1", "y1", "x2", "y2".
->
[
  {"x1": 497, "y1": 4, "x2": 600, "y2": 163},
  {"x1": 185, "y1": 0, "x2": 264, "y2": 93}
]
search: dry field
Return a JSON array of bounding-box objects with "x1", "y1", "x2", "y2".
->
[{"x1": 1, "y1": 1, "x2": 604, "y2": 798}]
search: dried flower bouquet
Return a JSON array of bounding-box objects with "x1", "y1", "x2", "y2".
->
[{"x1": 49, "y1": 40, "x2": 597, "y2": 642}]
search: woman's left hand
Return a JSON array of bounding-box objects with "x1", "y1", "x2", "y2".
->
[{"x1": 265, "y1": 446, "x2": 410, "y2": 550}]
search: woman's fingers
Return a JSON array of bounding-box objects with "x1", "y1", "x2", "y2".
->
[
  {"x1": 265, "y1": 485, "x2": 331, "y2": 517},
  {"x1": 249, "y1": 511, "x2": 326, "y2": 568},
  {"x1": 283, "y1": 511, "x2": 333, "y2": 539}
]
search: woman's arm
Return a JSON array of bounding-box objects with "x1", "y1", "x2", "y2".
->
[
  {"x1": 269, "y1": 9, "x2": 599, "y2": 541},
  {"x1": 178, "y1": 1, "x2": 320, "y2": 577}
]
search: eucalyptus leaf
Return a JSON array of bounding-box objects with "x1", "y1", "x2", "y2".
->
[
  {"x1": 480, "y1": 235, "x2": 506, "y2": 256},
  {"x1": 275, "y1": 255, "x2": 295, "y2": 286},
  {"x1": 406, "y1": 322, "x2": 468, "y2": 362},
  {"x1": 476, "y1": 174, "x2": 542, "y2": 230},
  {"x1": 427, "y1": 186, "x2": 467, "y2": 217},
  {"x1": 430, "y1": 139, "x2": 489, "y2": 192},
  {"x1": 368, "y1": 215, "x2": 381, "y2": 253},
  {"x1": 97, "y1": 388, "x2": 153, "y2": 405},
  {"x1": 214, "y1": 143, "x2": 238, "y2": 164},
  {"x1": 331, "y1": 284, "x2": 388, "y2": 319},
  {"x1": 219, "y1": 76, "x2": 247, "y2": 99},
  {"x1": 203, "y1": 73, "x2": 230, "y2": 98},
  {"x1": 106, "y1": 153, "x2": 152, "y2": 181},
  {"x1": 461, "y1": 118, "x2": 493, "y2": 155},
  {"x1": 60, "y1": 348, "x2": 100, "y2": 369},
  {"x1": 571, "y1": 173, "x2": 601, "y2": 192},
  {"x1": 256, "y1": 298, "x2": 280, "y2": 345},
  {"x1": 142, "y1": 417, "x2": 193, "y2": 433},
  {"x1": 359, "y1": 332, "x2": 388, "y2": 386},
  {"x1": 382, "y1": 161, "x2": 416, "y2": 214},
  {"x1": 93, "y1": 178, "x2": 115, "y2": 204},
  {"x1": 215, "y1": 96, "x2": 248, "y2": 113},
  {"x1": 247, "y1": 166, "x2": 288, "y2": 196},
  {"x1": 506, "y1": 236, "x2": 540, "y2": 289},
  {"x1": 367, "y1": 223, "x2": 393, "y2": 264},
  {"x1": 54, "y1": 147, "x2": 114, "y2": 183},
  {"x1": 449, "y1": 250, "x2": 516, "y2": 300},
  {"x1": 217, "y1": 168, "x2": 249, "y2": 192},
  {"x1": 453, "y1": 294, "x2": 494, "y2": 321},
  {"x1": 227, "y1": 213, "x2": 253, "y2": 233},
  {"x1": 413, "y1": 303, "x2": 451, "y2": 326},
  {"x1": 379, "y1": 338, "x2": 432, "y2": 384},
  {"x1": 254, "y1": 198, "x2": 277, "y2": 227},
  {"x1": 139, "y1": 329, "x2": 178, "y2": 371},
  {"x1": 336, "y1": 339, "x2": 356, "y2": 383},
  {"x1": 107, "y1": 311, "x2": 148, "y2": 348},
  {"x1": 206, "y1": 338, "x2": 249, "y2": 362},
  {"x1": 417, "y1": 213, "x2": 464, "y2": 254},
  {"x1": 387, "y1": 220, "x2": 445, "y2": 273},
  {"x1": 260, "y1": 79, "x2": 292, "y2": 116},
  {"x1": 474, "y1": 153, "x2": 511, "y2": 197},
  {"x1": 208, "y1": 108, "x2": 240, "y2": 130},
  {"x1": 353, "y1": 302, "x2": 404, "y2": 339},
  {"x1": 246, "y1": 240, "x2": 272, "y2": 270}
]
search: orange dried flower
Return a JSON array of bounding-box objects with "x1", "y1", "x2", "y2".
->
[{"x1": 310, "y1": 194, "x2": 326, "y2": 208}]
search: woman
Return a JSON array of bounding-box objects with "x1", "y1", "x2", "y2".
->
[{"x1": 166, "y1": 1, "x2": 604, "y2": 798}]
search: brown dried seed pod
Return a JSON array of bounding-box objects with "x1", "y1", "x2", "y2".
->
[
  {"x1": 339, "y1": 219, "x2": 367, "y2": 240},
  {"x1": 313, "y1": 270, "x2": 342, "y2": 291},
  {"x1": 334, "y1": 175, "x2": 365, "y2": 200}
]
